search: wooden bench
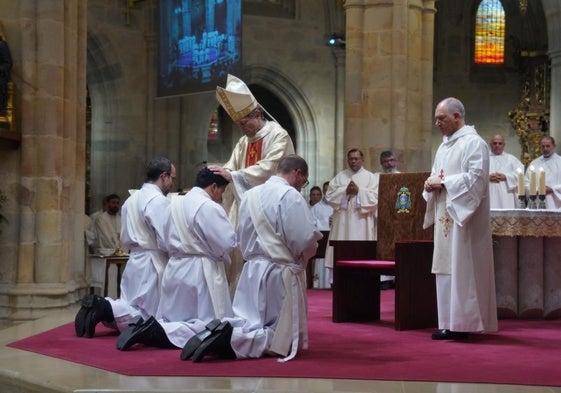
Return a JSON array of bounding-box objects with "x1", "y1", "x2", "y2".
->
[
  {"x1": 333, "y1": 257, "x2": 395, "y2": 322},
  {"x1": 331, "y1": 239, "x2": 437, "y2": 330}
]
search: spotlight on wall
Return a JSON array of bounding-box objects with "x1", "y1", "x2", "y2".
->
[{"x1": 327, "y1": 34, "x2": 345, "y2": 48}]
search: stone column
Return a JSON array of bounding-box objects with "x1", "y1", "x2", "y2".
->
[
  {"x1": 549, "y1": 49, "x2": 561, "y2": 143},
  {"x1": 7, "y1": 0, "x2": 87, "y2": 324},
  {"x1": 344, "y1": 0, "x2": 436, "y2": 171},
  {"x1": 332, "y1": 47, "x2": 346, "y2": 173},
  {"x1": 543, "y1": 1, "x2": 561, "y2": 144}
]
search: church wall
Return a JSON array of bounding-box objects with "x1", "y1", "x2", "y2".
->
[
  {"x1": 433, "y1": 0, "x2": 548, "y2": 161},
  {"x1": 239, "y1": 2, "x2": 339, "y2": 187},
  {"x1": 86, "y1": 0, "x2": 339, "y2": 204}
]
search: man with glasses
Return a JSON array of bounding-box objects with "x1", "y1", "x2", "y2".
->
[
  {"x1": 424, "y1": 97, "x2": 497, "y2": 340},
  {"x1": 379, "y1": 150, "x2": 399, "y2": 174},
  {"x1": 75, "y1": 156, "x2": 176, "y2": 339},
  {"x1": 378, "y1": 150, "x2": 399, "y2": 287},
  {"x1": 323, "y1": 148, "x2": 378, "y2": 284},
  {"x1": 209, "y1": 74, "x2": 295, "y2": 296},
  {"x1": 488, "y1": 134, "x2": 523, "y2": 209}
]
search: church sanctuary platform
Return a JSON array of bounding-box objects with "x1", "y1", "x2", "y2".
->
[{"x1": 2, "y1": 290, "x2": 561, "y2": 393}]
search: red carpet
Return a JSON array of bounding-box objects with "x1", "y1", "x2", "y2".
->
[{"x1": 7, "y1": 289, "x2": 561, "y2": 386}]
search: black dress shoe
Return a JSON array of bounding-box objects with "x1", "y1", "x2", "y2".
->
[
  {"x1": 74, "y1": 294, "x2": 104, "y2": 337},
  {"x1": 84, "y1": 296, "x2": 114, "y2": 338},
  {"x1": 117, "y1": 316, "x2": 176, "y2": 351},
  {"x1": 180, "y1": 319, "x2": 222, "y2": 360},
  {"x1": 115, "y1": 316, "x2": 144, "y2": 350},
  {"x1": 432, "y1": 329, "x2": 469, "y2": 340},
  {"x1": 192, "y1": 321, "x2": 235, "y2": 363}
]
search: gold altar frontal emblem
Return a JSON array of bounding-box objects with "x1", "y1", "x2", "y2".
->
[{"x1": 395, "y1": 187, "x2": 412, "y2": 213}]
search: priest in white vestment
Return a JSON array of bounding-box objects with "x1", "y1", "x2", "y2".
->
[
  {"x1": 180, "y1": 155, "x2": 322, "y2": 362},
  {"x1": 310, "y1": 182, "x2": 333, "y2": 288},
  {"x1": 525, "y1": 136, "x2": 561, "y2": 209},
  {"x1": 423, "y1": 97, "x2": 498, "y2": 340},
  {"x1": 324, "y1": 149, "x2": 378, "y2": 281},
  {"x1": 74, "y1": 157, "x2": 176, "y2": 339},
  {"x1": 91, "y1": 194, "x2": 121, "y2": 252},
  {"x1": 208, "y1": 74, "x2": 295, "y2": 296},
  {"x1": 488, "y1": 135, "x2": 524, "y2": 209},
  {"x1": 114, "y1": 168, "x2": 238, "y2": 350}
]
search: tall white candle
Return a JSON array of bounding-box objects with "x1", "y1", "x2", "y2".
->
[
  {"x1": 529, "y1": 165, "x2": 536, "y2": 196},
  {"x1": 517, "y1": 168, "x2": 524, "y2": 196},
  {"x1": 539, "y1": 167, "x2": 546, "y2": 195}
]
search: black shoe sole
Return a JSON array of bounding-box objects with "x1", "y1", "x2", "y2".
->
[
  {"x1": 191, "y1": 322, "x2": 233, "y2": 363},
  {"x1": 180, "y1": 319, "x2": 222, "y2": 361},
  {"x1": 74, "y1": 294, "x2": 99, "y2": 337}
]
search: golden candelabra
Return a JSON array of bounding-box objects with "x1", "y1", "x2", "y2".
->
[{"x1": 508, "y1": 54, "x2": 550, "y2": 167}]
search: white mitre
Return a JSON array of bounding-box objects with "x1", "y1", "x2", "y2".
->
[{"x1": 216, "y1": 74, "x2": 259, "y2": 122}]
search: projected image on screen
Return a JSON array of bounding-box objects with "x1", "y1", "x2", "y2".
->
[{"x1": 158, "y1": 0, "x2": 242, "y2": 97}]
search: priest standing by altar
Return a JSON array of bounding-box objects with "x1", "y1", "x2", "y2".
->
[
  {"x1": 423, "y1": 97, "x2": 497, "y2": 341},
  {"x1": 323, "y1": 148, "x2": 378, "y2": 283},
  {"x1": 525, "y1": 136, "x2": 561, "y2": 209},
  {"x1": 208, "y1": 74, "x2": 294, "y2": 296},
  {"x1": 488, "y1": 134, "x2": 524, "y2": 209}
]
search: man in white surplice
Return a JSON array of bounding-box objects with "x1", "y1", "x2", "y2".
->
[
  {"x1": 180, "y1": 155, "x2": 322, "y2": 363},
  {"x1": 488, "y1": 134, "x2": 524, "y2": 209},
  {"x1": 323, "y1": 148, "x2": 378, "y2": 281},
  {"x1": 423, "y1": 97, "x2": 498, "y2": 340},
  {"x1": 74, "y1": 157, "x2": 176, "y2": 338},
  {"x1": 114, "y1": 168, "x2": 237, "y2": 351},
  {"x1": 525, "y1": 136, "x2": 561, "y2": 209}
]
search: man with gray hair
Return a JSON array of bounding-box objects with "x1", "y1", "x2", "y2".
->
[
  {"x1": 525, "y1": 135, "x2": 561, "y2": 209},
  {"x1": 424, "y1": 97, "x2": 497, "y2": 340}
]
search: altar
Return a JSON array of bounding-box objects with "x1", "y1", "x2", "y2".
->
[
  {"x1": 87, "y1": 255, "x2": 128, "y2": 298},
  {"x1": 491, "y1": 209, "x2": 561, "y2": 319}
]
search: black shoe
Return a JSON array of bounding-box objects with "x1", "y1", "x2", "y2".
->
[
  {"x1": 192, "y1": 321, "x2": 235, "y2": 363},
  {"x1": 432, "y1": 329, "x2": 469, "y2": 340},
  {"x1": 84, "y1": 296, "x2": 114, "y2": 338},
  {"x1": 75, "y1": 294, "x2": 103, "y2": 337},
  {"x1": 117, "y1": 316, "x2": 176, "y2": 351},
  {"x1": 180, "y1": 319, "x2": 222, "y2": 361},
  {"x1": 115, "y1": 316, "x2": 144, "y2": 350}
]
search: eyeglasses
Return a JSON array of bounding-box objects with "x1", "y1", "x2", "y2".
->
[{"x1": 296, "y1": 169, "x2": 309, "y2": 188}]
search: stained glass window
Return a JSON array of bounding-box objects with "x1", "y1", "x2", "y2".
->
[{"x1": 474, "y1": 0, "x2": 505, "y2": 64}]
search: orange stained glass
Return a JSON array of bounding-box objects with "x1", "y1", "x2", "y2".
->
[{"x1": 474, "y1": 0, "x2": 505, "y2": 64}]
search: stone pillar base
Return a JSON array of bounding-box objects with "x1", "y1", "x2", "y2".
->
[{"x1": 0, "y1": 282, "x2": 87, "y2": 329}]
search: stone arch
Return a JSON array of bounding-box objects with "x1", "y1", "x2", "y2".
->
[{"x1": 85, "y1": 31, "x2": 124, "y2": 211}]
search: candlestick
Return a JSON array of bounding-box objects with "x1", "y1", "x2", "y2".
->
[
  {"x1": 516, "y1": 168, "x2": 525, "y2": 196},
  {"x1": 518, "y1": 195, "x2": 526, "y2": 209},
  {"x1": 538, "y1": 167, "x2": 545, "y2": 195},
  {"x1": 538, "y1": 194, "x2": 547, "y2": 209},
  {"x1": 528, "y1": 195, "x2": 537, "y2": 209},
  {"x1": 529, "y1": 165, "x2": 536, "y2": 196}
]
